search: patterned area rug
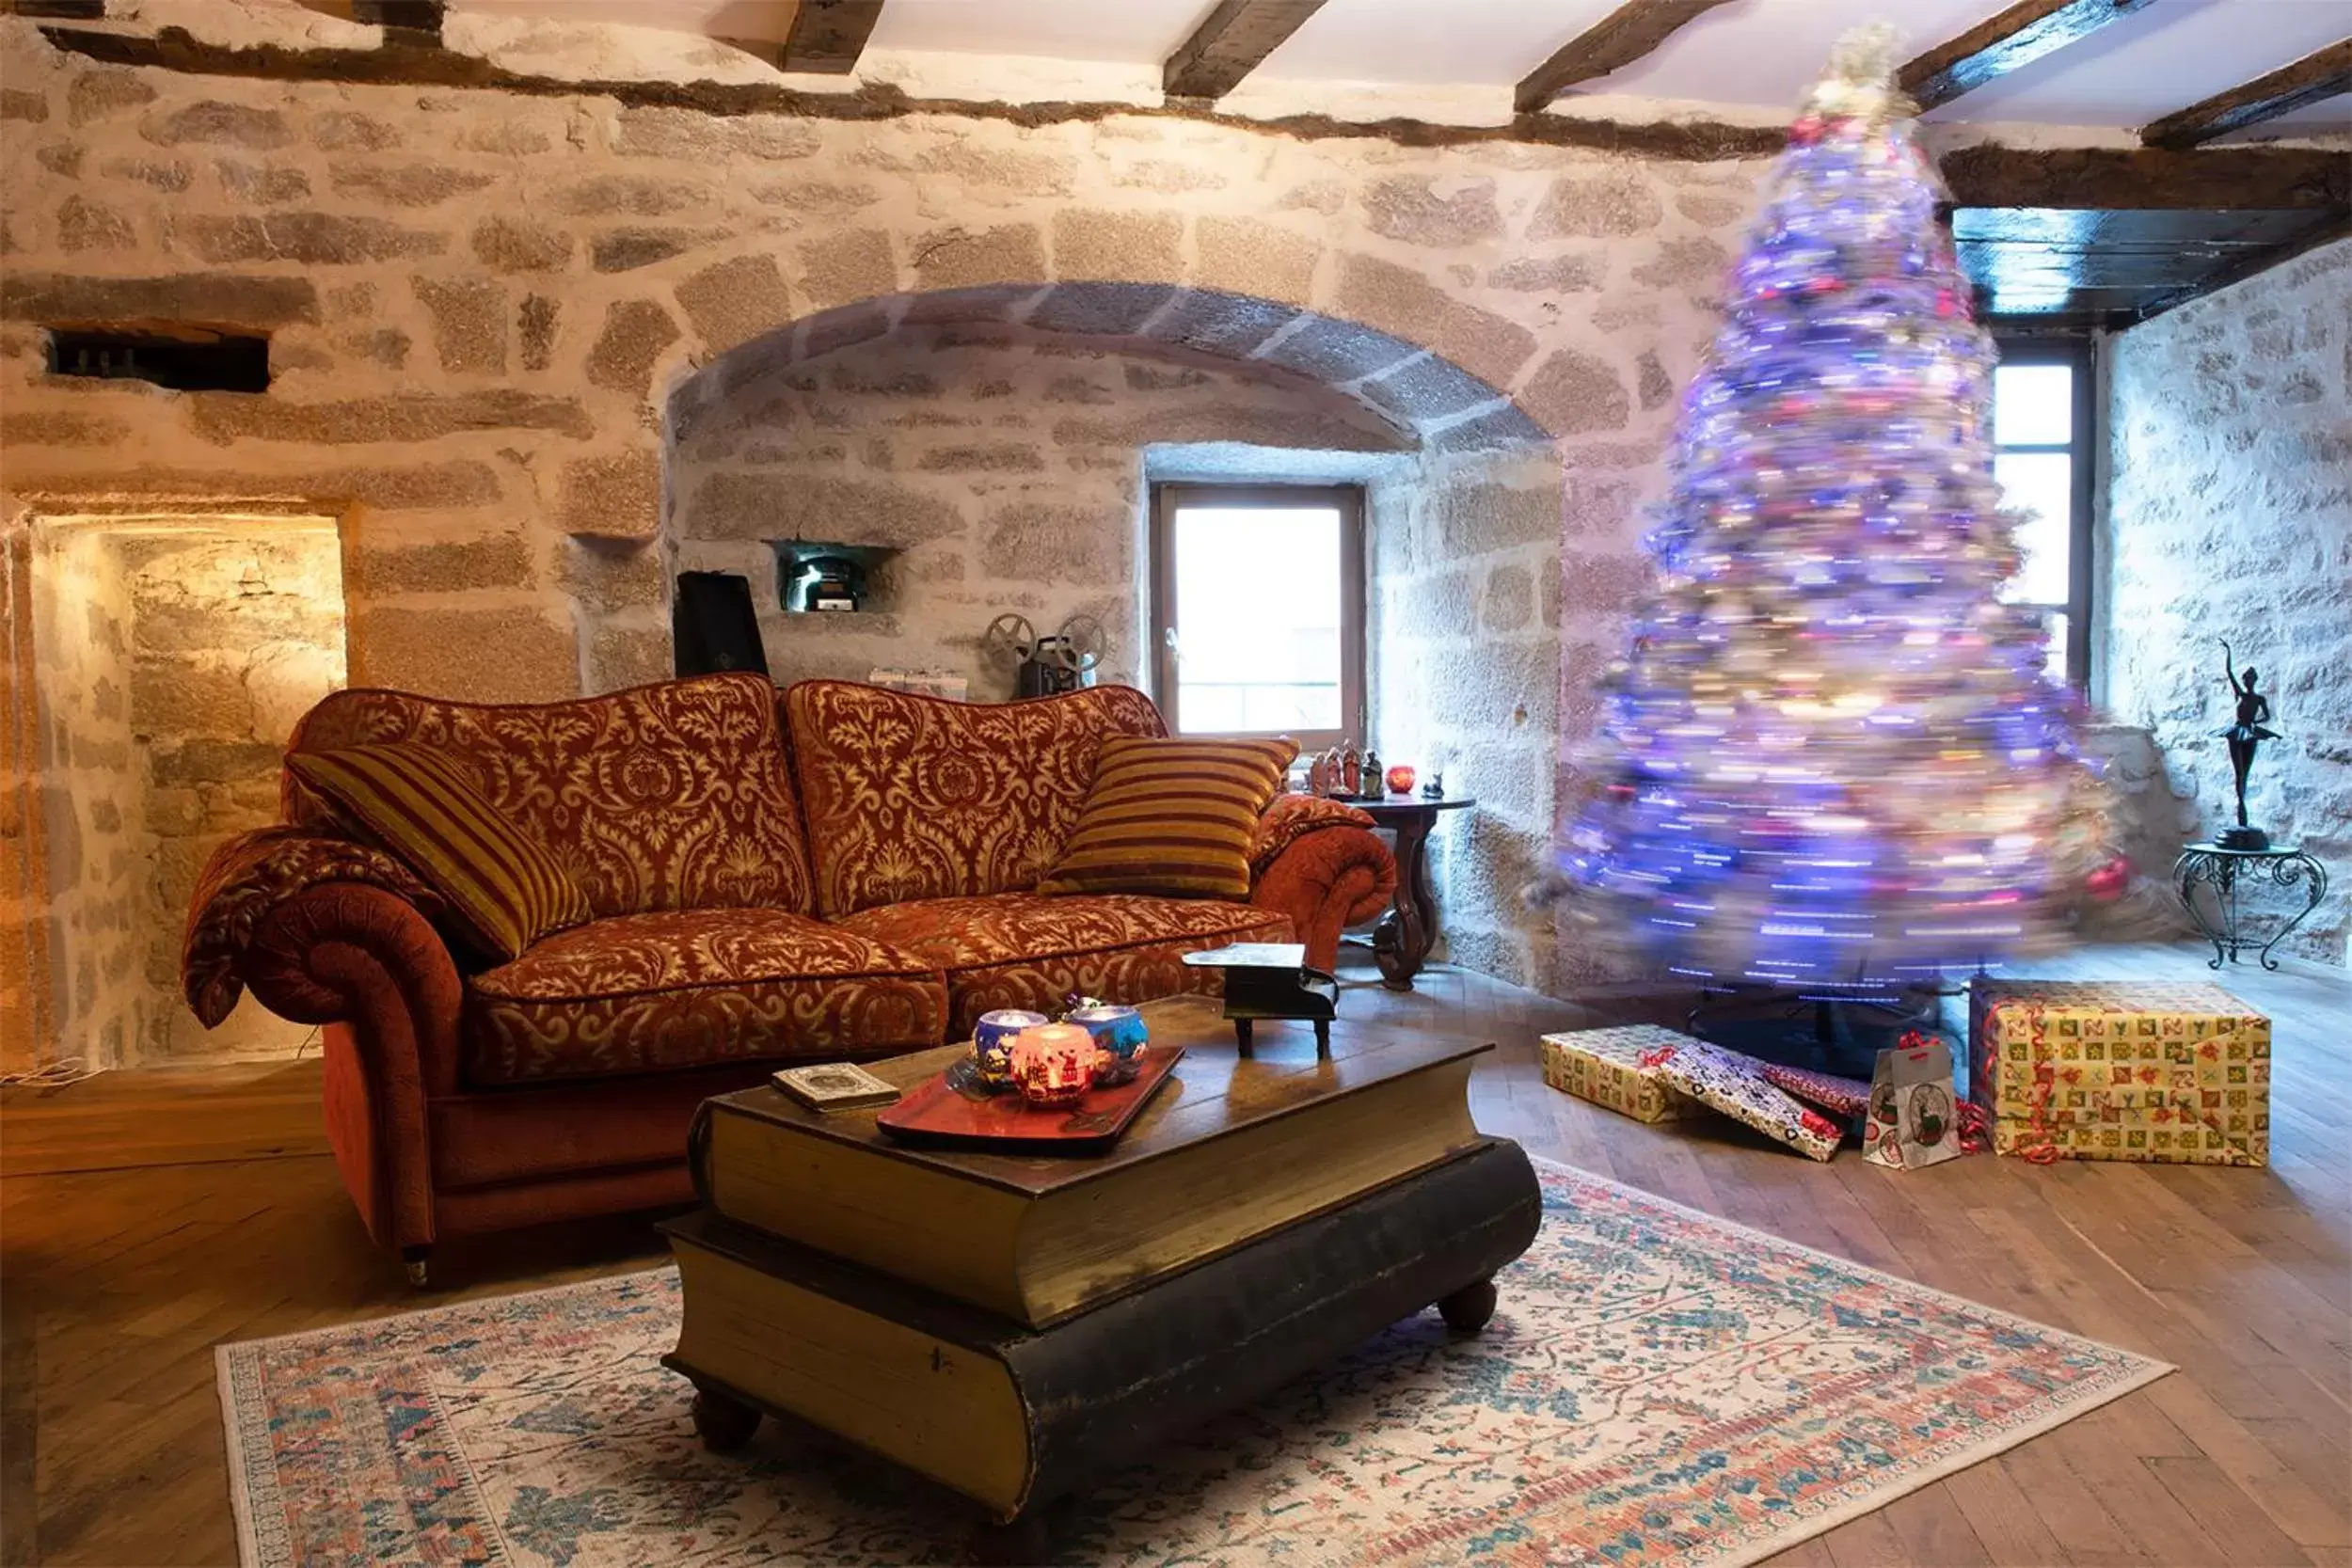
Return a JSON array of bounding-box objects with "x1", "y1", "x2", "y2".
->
[{"x1": 217, "y1": 1162, "x2": 2167, "y2": 1567}]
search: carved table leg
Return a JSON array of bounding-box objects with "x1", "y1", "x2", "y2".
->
[
  {"x1": 1373, "y1": 811, "x2": 1438, "y2": 991},
  {"x1": 1437, "y1": 1276, "x2": 1499, "y2": 1335},
  {"x1": 691, "y1": 1386, "x2": 762, "y2": 1452}
]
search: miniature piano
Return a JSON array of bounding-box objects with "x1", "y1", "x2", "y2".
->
[{"x1": 1181, "y1": 942, "x2": 1340, "y2": 1058}]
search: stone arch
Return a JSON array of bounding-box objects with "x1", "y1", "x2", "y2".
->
[{"x1": 558, "y1": 277, "x2": 1559, "y2": 694}]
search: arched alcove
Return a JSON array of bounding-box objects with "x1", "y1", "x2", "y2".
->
[{"x1": 628, "y1": 283, "x2": 1550, "y2": 699}]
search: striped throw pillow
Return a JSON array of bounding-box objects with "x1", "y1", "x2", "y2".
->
[
  {"x1": 1038, "y1": 736, "x2": 1300, "y2": 901},
  {"x1": 286, "y1": 742, "x2": 592, "y2": 961}
]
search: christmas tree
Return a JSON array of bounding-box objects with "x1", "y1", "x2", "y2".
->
[{"x1": 1559, "y1": 28, "x2": 2113, "y2": 990}]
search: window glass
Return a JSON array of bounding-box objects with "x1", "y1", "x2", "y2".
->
[
  {"x1": 1170, "y1": 503, "x2": 1343, "y2": 734},
  {"x1": 1993, "y1": 363, "x2": 2073, "y2": 446},
  {"x1": 1994, "y1": 451, "x2": 2072, "y2": 607}
]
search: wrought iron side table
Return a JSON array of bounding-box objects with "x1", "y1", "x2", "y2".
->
[{"x1": 2171, "y1": 842, "x2": 2328, "y2": 971}]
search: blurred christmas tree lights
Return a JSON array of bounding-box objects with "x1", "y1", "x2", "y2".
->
[{"x1": 1559, "y1": 27, "x2": 2118, "y2": 990}]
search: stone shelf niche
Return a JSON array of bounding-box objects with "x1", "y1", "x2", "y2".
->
[{"x1": 13, "y1": 511, "x2": 347, "y2": 1072}]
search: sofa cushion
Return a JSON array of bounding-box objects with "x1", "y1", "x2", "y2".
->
[
  {"x1": 1038, "y1": 736, "x2": 1298, "y2": 900},
  {"x1": 290, "y1": 673, "x2": 815, "y2": 920},
  {"x1": 286, "y1": 742, "x2": 592, "y2": 961},
  {"x1": 462, "y1": 908, "x2": 948, "y2": 1085},
  {"x1": 832, "y1": 894, "x2": 1295, "y2": 1037},
  {"x1": 783, "y1": 680, "x2": 1166, "y2": 918}
]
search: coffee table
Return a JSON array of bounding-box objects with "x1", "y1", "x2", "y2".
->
[{"x1": 662, "y1": 998, "x2": 1539, "y2": 1560}]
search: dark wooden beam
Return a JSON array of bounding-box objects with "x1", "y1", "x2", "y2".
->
[
  {"x1": 1940, "y1": 143, "x2": 2349, "y2": 212},
  {"x1": 2141, "y1": 40, "x2": 2352, "y2": 149},
  {"x1": 1163, "y1": 0, "x2": 1327, "y2": 102},
  {"x1": 1513, "y1": 0, "x2": 1737, "y2": 114},
  {"x1": 1899, "y1": 0, "x2": 2153, "y2": 113},
  {"x1": 777, "y1": 0, "x2": 883, "y2": 74}
]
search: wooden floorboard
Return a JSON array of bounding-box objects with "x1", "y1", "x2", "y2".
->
[{"x1": 1, "y1": 940, "x2": 2345, "y2": 1566}]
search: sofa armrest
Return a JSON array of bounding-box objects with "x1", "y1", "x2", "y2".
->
[
  {"x1": 1249, "y1": 799, "x2": 1398, "y2": 973},
  {"x1": 1249, "y1": 793, "x2": 1377, "y2": 875},
  {"x1": 243, "y1": 882, "x2": 466, "y2": 1250},
  {"x1": 183, "y1": 825, "x2": 447, "y2": 1028}
]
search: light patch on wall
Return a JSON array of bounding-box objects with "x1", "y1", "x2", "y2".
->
[{"x1": 21, "y1": 511, "x2": 348, "y2": 1070}]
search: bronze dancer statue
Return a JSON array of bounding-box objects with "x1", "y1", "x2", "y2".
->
[{"x1": 2215, "y1": 641, "x2": 2279, "y2": 849}]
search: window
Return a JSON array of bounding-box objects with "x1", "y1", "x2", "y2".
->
[
  {"x1": 1990, "y1": 338, "x2": 2093, "y2": 688},
  {"x1": 1149, "y1": 483, "x2": 1364, "y2": 748}
]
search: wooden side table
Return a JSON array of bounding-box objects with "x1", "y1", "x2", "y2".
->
[{"x1": 1351, "y1": 795, "x2": 1475, "y2": 990}]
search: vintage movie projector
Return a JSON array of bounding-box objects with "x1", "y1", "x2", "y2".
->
[{"x1": 982, "y1": 611, "x2": 1105, "y2": 697}]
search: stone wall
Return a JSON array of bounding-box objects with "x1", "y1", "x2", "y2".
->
[
  {"x1": 2105, "y1": 239, "x2": 2351, "y2": 965},
  {"x1": 21, "y1": 523, "x2": 144, "y2": 1069},
  {"x1": 0, "y1": 7, "x2": 1767, "y2": 1030},
  {"x1": 118, "y1": 523, "x2": 345, "y2": 1061},
  {"x1": 664, "y1": 324, "x2": 1406, "y2": 696},
  {"x1": 9, "y1": 516, "x2": 343, "y2": 1069}
]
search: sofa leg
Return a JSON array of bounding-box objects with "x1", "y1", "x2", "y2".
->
[{"x1": 401, "y1": 1245, "x2": 434, "y2": 1288}]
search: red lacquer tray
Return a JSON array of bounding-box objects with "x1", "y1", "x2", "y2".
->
[{"x1": 876, "y1": 1045, "x2": 1186, "y2": 1153}]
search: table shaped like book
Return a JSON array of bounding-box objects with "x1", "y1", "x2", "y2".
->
[{"x1": 664, "y1": 997, "x2": 1540, "y2": 1557}]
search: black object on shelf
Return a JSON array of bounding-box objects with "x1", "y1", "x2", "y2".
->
[
  {"x1": 673, "y1": 571, "x2": 769, "y2": 677},
  {"x1": 1181, "y1": 942, "x2": 1338, "y2": 1058}
]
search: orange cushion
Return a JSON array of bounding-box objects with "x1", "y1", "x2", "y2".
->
[
  {"x1": 1037, "y1": 736, "x2": 1298, "y2": 900},
  {"x1": 287, "y1": 742, "x2": 590, "y2": 961},
  {"x1": 462, "y1": 908, "x2": 949, "y2": 1084}
]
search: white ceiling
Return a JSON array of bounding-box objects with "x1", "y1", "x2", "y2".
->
[{"x1": 446, "y1": 0, "x2": 2351, "y2": 135}]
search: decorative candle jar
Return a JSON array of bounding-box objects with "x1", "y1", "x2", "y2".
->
[
  {"x1": 1385, "y1": 764, "x2": 1417, "y2": 796},
  {"x1": 1066, "y1": 1003, "x2": 1149, "y2": 1085},
  {"x1": 1009, "y1": 1023, "x2": 1103, "y2": 1107},
  {"x1": 972, "y1": 1008, "x2": 1050, "y2": 1088}
]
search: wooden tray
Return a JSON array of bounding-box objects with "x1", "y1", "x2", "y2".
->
[{"x1": 876, "y1": 1045, "x2": 1186, "y2": 1153}]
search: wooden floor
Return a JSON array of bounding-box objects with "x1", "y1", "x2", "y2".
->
[{"x1": 4, "y1": 942, "x2": 2347, "y2": 1567}]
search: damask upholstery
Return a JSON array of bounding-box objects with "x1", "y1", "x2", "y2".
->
[
  {"x1": 1249, "y1": 794, "x2": 1379, "y2": 874},
  {"x1": 462, "y1": 908, "x2": 949, "y2": 1085},
  {"x1": 184, "y1": 825, "x2": 448, "y2": 1028},
  {"x1": 290, "y1": 673, "x2": 814, "y2": 919},
  {"x1": 188, "y1": 674, "x2": 1399, "y2": 1271},
  {"x1": 783, "y1": 680, "x2": 1166, "y2": 918},
  {"x1": 287, "y1": 742, "x2": 593, "y2": 961},
  {"x1": 1038, "y1": 736, "x2": 1298, "y2": 900},
  {"x1": 834, "y1": 894, "x2": 1295, "y2": 1037}
]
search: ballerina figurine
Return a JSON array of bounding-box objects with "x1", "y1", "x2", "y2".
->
[{"x1": 2215, "y1": 640, "x2": 2279, "y2": 847}]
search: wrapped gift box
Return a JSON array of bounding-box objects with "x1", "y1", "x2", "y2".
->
[
  {"x1": 1969, "y1": 980, "x2": 2270, "y2": 1166},
  {"x1": 1539, "y1": 1025, "x2": 1701, "y2": 1125}
]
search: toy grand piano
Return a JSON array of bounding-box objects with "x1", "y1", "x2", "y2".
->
[{"x1": 1182, "y1": 942, "x2": 1339, "y2": 1058}]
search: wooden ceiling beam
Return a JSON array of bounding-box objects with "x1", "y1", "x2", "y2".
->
[
  {"x1": 1513, "y1": 0, "x2": 1737, "y2": 115},
  {"x1": 775, "y1": 0, "x2": 883, "y2": 74},
  {"x1": 1899, "y1": 0, "x2": 2153, "y2": 113},
  {"x1": 1163, "y1": 0, "x2": 1327, "y2": 102},
  {"x1": 1940, "y1": 143, "x2": 2350, "y2": 211},
  {"x1": 2141, "y1": 40, "x2": 2352, "y2": 149}
]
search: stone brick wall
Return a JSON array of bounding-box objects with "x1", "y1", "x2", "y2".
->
[
  {"x1": 661, "y1": 324, "x2": 1406, "y2": 695},
  {"x1": 0, "y1": 8, "x2": 1771, "y2": 1029},
  {"x1": 2106, "y1": 239, "x2": 2351, "y2": 965},
  {"x1": 10, "y1": 517, "x2": 342, "y2": 1069}
]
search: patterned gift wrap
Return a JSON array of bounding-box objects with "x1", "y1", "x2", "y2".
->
[
  {"x1": 1538, "y1": 1025, "x2": 1700, "y2": 1124},
  {"x1": 1969, "y1": 980, "x2": 2270, "y2": 1166}
]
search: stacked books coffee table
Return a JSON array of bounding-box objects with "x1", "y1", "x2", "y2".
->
[{"x1": 663, "y1": 995, "x2": 1540, "y2": 1559}]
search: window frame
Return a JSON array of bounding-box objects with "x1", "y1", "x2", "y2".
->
[
  {"x1": 1989, "y1": 332, "x2": 2095, "y2": 691},
  {"x1": 1148, "y1": 482, "x2": 1366, "y2": 751}
]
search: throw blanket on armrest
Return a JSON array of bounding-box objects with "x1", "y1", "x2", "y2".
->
[
  {"x1": 1250, "y1": 794, "x2": 1378, "y2": 877},
  {"x1": 182, "y1": 826, "x2": 447, "y2": 1028}
]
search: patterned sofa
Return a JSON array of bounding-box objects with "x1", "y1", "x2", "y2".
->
[{"x1": 183, "y1": 673, "x2": 1396, "y2": 1276}]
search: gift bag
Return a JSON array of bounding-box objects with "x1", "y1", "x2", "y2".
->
[{"x1": 1864, "y1": 1034, "x2": 1965, "y2": 1170}]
